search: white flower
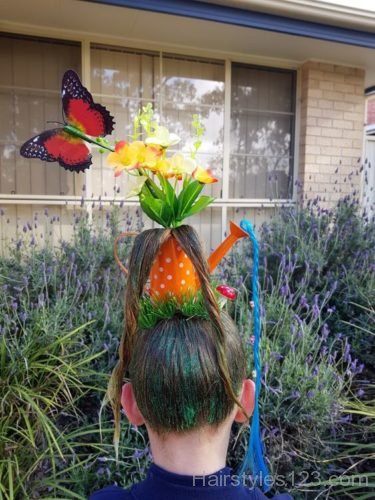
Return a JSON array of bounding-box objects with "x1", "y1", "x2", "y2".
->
[
  {"x1": 145, "y1": 125, "x2": 180, "y2": 148},
  {"x1": 124, "y1": 175, "x2": 147, "y2": 199},
  {"x1": 170, "y1": 153, "x2": 196, "y2": 176}
]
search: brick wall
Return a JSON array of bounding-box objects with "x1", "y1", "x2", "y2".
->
[{"x1": 298, "y1": 61, "x2": 365, "y2": 205}]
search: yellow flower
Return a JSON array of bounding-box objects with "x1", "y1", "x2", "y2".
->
[
  {"x1": 145, "y1": 125, "x2": 180, "y2": 148},
  {"x1": 107, "y1": 141, "x2": 162, "y2": 177},
  {"x1": 152, "y1": 153, "x2": 196, "y2": 179},
  {"x1": 153, "y1": 158, "x2": 174, "y2": 178},
  {"x1": 192, "y1": 166, "x2": 218, "y2": 184}
]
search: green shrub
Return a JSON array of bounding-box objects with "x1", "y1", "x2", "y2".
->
[{"x1": 0, "y1": 191, "x2": 373, "y2": 498}]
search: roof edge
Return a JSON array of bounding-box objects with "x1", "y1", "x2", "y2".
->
[{"x1": 85, "y1": 0, "x2": 375, "y2": 49}]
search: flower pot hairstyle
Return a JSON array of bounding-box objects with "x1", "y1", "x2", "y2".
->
[{"x1": 107, "y1": 224, "x2": 248, "y2": 450}]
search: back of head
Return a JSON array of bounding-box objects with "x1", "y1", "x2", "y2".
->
[
  {"x1": 108, "y1": 224, "x2": 247, "y2": 444},
  {"x1": 130, "y1": 313, "x2": 246, "y2": 433}
]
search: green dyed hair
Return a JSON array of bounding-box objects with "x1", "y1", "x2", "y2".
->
[
  {"x1": 108, "y1": 225, "x2": 247, "y2": 449},
  {"x1": 129, "y1": 312, "x2": 246, "y2": 432}
]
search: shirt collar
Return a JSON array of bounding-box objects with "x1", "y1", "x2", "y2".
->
[{"x1": 148, "y1": 463, "x2": 233, "y2": 488}]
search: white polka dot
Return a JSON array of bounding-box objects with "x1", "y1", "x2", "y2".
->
[
  {"x1": 181, "y1": 280, "x2": 186, "y2": 285},
  {"x1": 165, "y1": 257, "x2": 172, "y2": 263},
  {"x1": 186, "y1": 270, "x2": 190, "y2": 275},
  {"x1": 159, "y1": 267, "x2": 164, "y2": 272},
  {"x1": 160, "y1": 283, "x2": 165, "y2": 289},
  {"x1": 167, "y1": 274, "x2": 172, "y2": 280},
  {"x1": 155, "y1": 291, "x2": 160, "y2": 296},
  {"x1": 154, "y1": 274, "x2": 158, "y2": 279},
  {"x1": 184, "y1": 254, "x2": 188, "y2": 259},
  {"x1": 179, "y1": 262, "x2": 184, "y2": 268}
]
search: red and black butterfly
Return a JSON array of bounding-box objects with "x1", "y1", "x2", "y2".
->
[{"x1": 20, "y1": 70, "x2": 115, "y2": 172}]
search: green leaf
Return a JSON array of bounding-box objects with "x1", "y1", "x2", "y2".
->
[
  {"x1": 145, "y1": 178, "x2": 165, "y2": 201},
  {"x1": 184, "y1": 195, "x2": 215, "y2": 217},
  {"x1": 177, "y1": 180, "x2": 204, "y2": 219},
  {"x1": 139, "y1": 194, "x2": 165, "y2": 226},
  {"x1": 159, "y1": 176, "x2": 177, "y2": 210}
]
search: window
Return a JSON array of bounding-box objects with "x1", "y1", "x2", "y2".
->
[
  {"x1": 90, "y1": 45, "x2": 224, "y2": 201},
  {"x1": 230, "y1": 63, "x2": 296, "y2": 200},
  {"x1": 0, "y1": 34, "x2": 296, "y2": 250},
  {"x1": 0, "y1": 33, "x2": 81, "y2": 196}
]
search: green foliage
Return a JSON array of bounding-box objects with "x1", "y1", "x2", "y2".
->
[
  {"x1": 0, "y1": 320, "x2": 102, "y2": 499},
  {"x1": 0, "y1": 190, "x2": 373, "y2": 498}
]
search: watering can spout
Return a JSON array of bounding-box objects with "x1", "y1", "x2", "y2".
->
[{"x1": 207, "y1": 221, "x2": 248, "y2": 273}]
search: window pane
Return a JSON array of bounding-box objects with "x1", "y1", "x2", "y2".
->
[
  {"x1": 0, "y1": 34, "x2": 81, "y2": 195},
  {"x1": 90, "y1": 45, "x2": 160, "y2": 198},
  {"x1": 90, "y1": 48, "x2": 225, "y2": 200},
  {"x1": 162, "y1": 55, "x2": 225, "y2": 199},
  {"x1": 91, "y1": 45, "x2": 159, "y2": 103},
  {"x1": 230, "y1": 64, "x2": 295, "y2": 199},
  {"x1": 162, "y1": 55, "x2": 224, "y2": 107}
]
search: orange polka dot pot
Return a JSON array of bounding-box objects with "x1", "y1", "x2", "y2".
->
[{"x1": 149, "y1": 235, "x2": 200, "y2": 302}]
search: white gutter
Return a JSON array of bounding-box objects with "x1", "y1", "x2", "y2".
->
[{"x1": 201, "y1": 0, "x2": 375, "y2": 30}]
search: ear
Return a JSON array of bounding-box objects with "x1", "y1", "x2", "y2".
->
[
  {"x1": 121, "y1": 383, "x2": 145, "y2": 426},
  {"x1": 234, "y1": 379, "x2": 255, "y2": 423}
]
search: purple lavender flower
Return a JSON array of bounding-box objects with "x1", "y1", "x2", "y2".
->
[
  {"x1": 280, "y1": 285, "x2": 288, "y2": 297},
  {"x1": 312, "y1": 294, "x2": 320, "y2": 320},
  {"x1": 356, "y1": 388, "x2": 365, "y2": 398},
  {"x1": 343, "y1": 341, "x2": 351, "y2": 362},
  {"x1": 19, "y1": 312, "x2": 28, "y2": 322},
  {"x1": 133, "y1": 448, "x2": 148, "y2": 460},
  {"x1": 339, "y1": 414, "x2": 352, "y2": 424},
  {"x1": 299, "y1": 294, "x2": 308, "y2": 309},
  {"x1": 321, "y1": 323, "x2": 329, "y2": 342},
  {"x1": 271, "y1": 352, "x2": 283, "y2": 361}
]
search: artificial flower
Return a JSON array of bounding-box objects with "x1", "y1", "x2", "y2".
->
[
  {"x1": 145, "y1": 125, "x2": 180, "y2": 148},
  {"x1": 192, "y1": 166, "x2": 218, "y2": 184},
  {"x1": 169, "y1": 153, "x2": 196, "y2": 179},
  {"x1": 107, "y1": 140, "x2": 162, "y2": 177},
  {"x1": 125, "y1": 175, "x2": 148, "y2": 199},
  {"x1": 153, "y1": 158, "x2": 174, "y2": 178}
]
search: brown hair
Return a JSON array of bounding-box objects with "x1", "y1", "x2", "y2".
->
[{"x1": 108, "y1": 225, "x2": 247, "y2": 449}]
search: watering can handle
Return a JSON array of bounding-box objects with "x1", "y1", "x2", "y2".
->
[{"x1": 113, "y1": 231, "x2": 139, "y2": 275}]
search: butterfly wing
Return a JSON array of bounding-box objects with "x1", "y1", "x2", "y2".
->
[
  {"x1": 62, "y1": 70, "x2": 115, "y2": 137},
  {"x1": 20, "y1": 129, "x2": 92, "y2": 172}
]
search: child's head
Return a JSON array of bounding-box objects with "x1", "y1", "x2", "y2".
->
[
  {"x1": 127, "y1": 312, "x2": 247, "y2": 433},
  {"x1": 108, "y1": 224, "x2": 253, "y2": 445}
]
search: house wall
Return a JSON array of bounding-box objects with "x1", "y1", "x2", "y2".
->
[{"x1": 299, "y1": 60, "x2": 365, "y2": 205}]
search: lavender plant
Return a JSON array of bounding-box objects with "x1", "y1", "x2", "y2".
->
[{"x1": 0, "y1": 173, "x2": 373, "y2": 498}]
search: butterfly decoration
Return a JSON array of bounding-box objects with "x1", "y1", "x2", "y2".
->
[{"x1": 20, "y1": 70, "x2": 115, "y2": 172}]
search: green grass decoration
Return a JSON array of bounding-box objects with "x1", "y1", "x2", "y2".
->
[{"x1": 138, "y1": 291, "x2": 212, "y2": 329}]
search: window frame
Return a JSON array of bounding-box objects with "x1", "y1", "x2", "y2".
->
[{"x1": 0, "y1": 29, "x2": 300, "y2": 237}]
